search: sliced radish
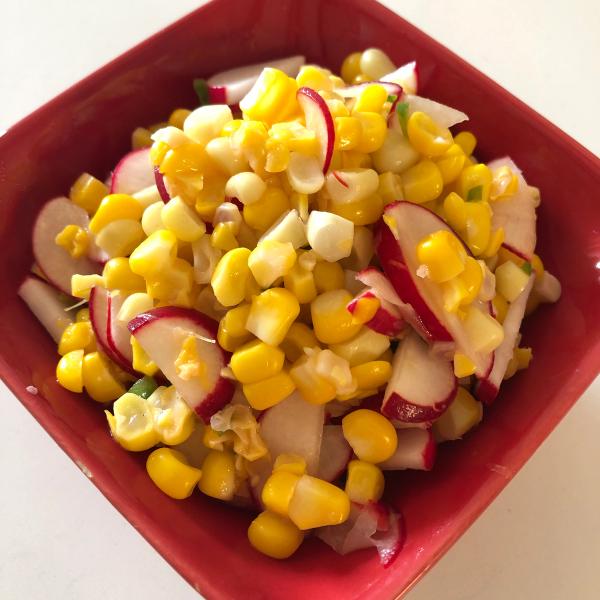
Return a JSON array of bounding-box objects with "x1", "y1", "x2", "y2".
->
[
  {"x1": 475, "y1": 275, "x2": 535, "y2": 404},
  {"x1": 153, "y1": 167, "x2": 171, "y2": 203},
  {"x1": 381, "y1": 60, "x2": 419, "y2": 95},
  {"x1": 382, "y1": 330, "x2": 457, "y2": 423},
  {"x1": 128, "y1": 307, "x2": 234, "y2": 422},
  {"x1": 336, "y1": 81, "x2": 402, "y2": 99},
  {"x1": 203, "y1": 55, "x2": 305, "y2": 105},
  {"x1": 258, "y1": 391, "x2": 324, "y2": 475},
  {"x1": 346, "y1": 289, "x2": 405, "y2": 337},
  {"x1": 376, "y1": 201, "x2": 493, "y2": 377},
  {"x1": 107, "y1": 291, "x2": 135, "y2": 370},
  {"x1": 317, "y1": 425, "x2": 353, "y2": 482},
  {"x1": 32, "y1": 196, "x2": 101, "y2": 294},
  {"x1": 379, "y1": 428, "x2": 436, "y2": 470},
  {"x1": 18, "y1": 275, "x2": 74, "y2": 343},
  {"x1": 487, "y1": 157, "x2": 537, "y2": 259},
  {"x1": 317, "y1": 502, "x2": 405, "y2": 566},
  {"x1": 297, "y1": 87, "x2": 335, "y2": 173},
  {"x1": 110, "y1": 148, "x2": 155, "y2": 195}
]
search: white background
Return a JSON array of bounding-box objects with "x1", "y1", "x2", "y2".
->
[{"x1": 1, "y1": 1, "x2": 599, "y2": 598}]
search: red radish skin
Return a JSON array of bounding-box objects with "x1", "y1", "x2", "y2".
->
[
  {"x1": 379, "y1": 428, "x2": 436, "y2": 470},
  {"x1": 106, "y1": 292, "x2": 136, "y2": 373},
  {"x1": 110, "y1": 148, "x2": 155, "y2": 195},
  {"x1": 18, "y1": 275, "x2": 75, "y2": 343},
  {"x1": 297, "y1": 87, "x2": 335, "y2": 173},
  {"x1": 317, "y1": 425, "x2": 353, "y2": 482},
  {"x1": 381, "y1": 61, "x2": 418, "y2": 95},
  {"x1": 475, "y1": 275, "x2": 535, "y2": 404},
  {"x1": 382, "y1": 330, "x2": 457, "y2": 423},
  {"x1": 128, "y1": 307, "x2": 234, "y2": 422},
  {"x1": 153, "y1": 166, "x2": 170, "y2": 203},
  {"x1": 347, "y1": 289, "x2": 406, "y2": 337},
  {"x1": 32, "y1": 196, "x2": 101, "y2": 294}
]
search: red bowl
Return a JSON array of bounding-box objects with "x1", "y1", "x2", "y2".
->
[{"x1": 1, "y1": 0, "x2": 599, "y2": 598}]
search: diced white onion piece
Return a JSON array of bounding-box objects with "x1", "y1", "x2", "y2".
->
[
  {"x1": 306, "y1": 211, "x2": 354, "y2": 262},
  {"x1": 260, "y1": 209, "x2": 307, "y2": 249}
]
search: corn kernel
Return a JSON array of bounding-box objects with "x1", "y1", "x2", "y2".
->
[
  {"x1": 350, "y1": 361, "x2": 392, "y2": 389},
  {"x1": 146, "y1": 448, "x2": 201, "y2": 499},
  {"x1": 402, "y1": 160, "x2": 444, "y2": 204},
  {"x1": 76, "y1": 308, "x2": 90, "y2": 322},
  {"x1": 296, "y1": 65, "x2": 333, "y2": 91},
  {"x1": 248, "y1": 511, "x2": 304, "y2": 559},
  {"x1": 353, "y1": 84, "x2": 388, "y2": 114},
  {"x1": 71, "y1": 274, "x2": 105, "y2": 300},
  {"x1": 481, "y1": 227, "x2": 505, "y2": 258},
  {"x1": 407, "y1": 111, "x2": 453, "y2": 157},
  {"x1": 168, "y1": 108, "x2": 192, "y2": 129},
  {"x1": 103, "y1": 258, "x2": 145, "y2": 293},
  {"x1": 328, "y1": 193, "x2": 384, "y2": 226},
  {"x1": 240, "y1": 69, "x2": 299, "y2": 124},
  {"x1": 454, "y1": 131, "x2": 477, "y2": 156},
  {"x1": 348, "y1": 294, "x2": 380, "y2": 325},
  {"x1": 58, "y1": 321, "x2": 95, "y2": 355},
  {"x1": 354, "y1": 111, "x2": 387, "y2": 153},
  {"x1": 82, "y1": 351, "x2": 126, "y2": 403},
  {"x1": 458, "y1": 164, "x2": 492, "y2": 204},
  {"x1": 311, "y1": 290, "x2": 361, "y2": 345},
  {"x1": 95, "y1": 219, "x2": 145, "y2": 258},
  {"x1": 243, "y1": 370, "x2": 296, "y2": 410},
  {"x1": 246, "y1": 288, "x2": 300, "y2": 346},
  {"x1": 416, "y1": 229, "x2": 467, "y2": 283},
  {"x1": 131, "y1": 336, "x2": 159, "y2": 376},
  {"x1": 130, "y1": 229, "x2": 178, "y2": 278},
  {"x1": 89, "y1": 194, "x2": 143, "y2": 234},
  {"x1": 341, "y1": 151, "x2": 372, "y2": 169},
  {"x1": 283, "y1": 263, "x2": 317, "y2": 304},
  {"x1": 289, "y1": 356, "x2": 337, "y2": 405},
  {"x1": 490, "y1": 165, "x2": 519, "y2": 201},
  {"x1": 287, "y1": 474, "x2": 350, "y2": 530},
  {"x1": 341, "y1": 52, "x2": 363, "y2": 83},
  {"x1": 273, "y1": 454, "x2": 307, "y2": 476},
  {"x1": 433, "y1": 386, "x2": 482, "y2": 441},
  {"x1": 495, "y1": 260, "x2": 530, "y2": 302},
  {"x1": 335, "y1": 116, "x2": 362, "y2": 151},
  {"x1": 70, "y1": 173, "x2": 109, "y2": 214},
  {"x1": 262, "y1": 470, "x2": 300, "y2": 516},
  {"x1": 443, "y1": 191, "x2": 467, "y2": 230},
  {"x1": 131, "y1": 127, "x2": 153, "y2": 149},
  {"x1": 210, "y1": 247, "x2": 251, "y2": 307},
  {"x1": 464, "y1": 200, "x2": 492, "y2": 256},
  {"x1": 161, "y1": 196, "x2": 206, "y2": 242},
  {"x1": 531, "y1": 254, "x2": 545, "y2": 279},
  {"x1": 453, "y1": 353, "x2": 477, "y2": 378},
  {"x1": 378, "y1": 171, "x2": 404, "y2": 204},
  {"x1": 342, "y1": 409, "x2": 397, "y2": 463},
  {"x1": 345, "y1": 459, "x2": 385, "y2": 503},
  {"x1": 435, "y1": 144, "x2": 466, "y2": 184},
  {"x1": 56, "y1": 349, "x2": 84, "y2": 393},
  {"x1": 147, "y1": 386, "x2": 194, "y2": 445},
  {"x1": 141, "y1": 201, "x2": 164, "y2": 236},
  {"x1": 198, "y1": 450, "x2": 237, "y2": 500},
  {"x1": 311, "y1": 261, "x2": 345, "y2": 294},
  {"x1": 105, "y1": 392, "x2": 159, "y2": 451},
  {"x1": 244, "y1": 186, "x2": 290, "y2": 232},
  {"x1": 150, "y1": 140, "x2": 169, "y2": 166},
  {"x1": 249, "y1": 240, "x2": 297, "y2": 288},
  {"x1": 146, "y1": 258, "x2": 194, "y2": 306},
  {"x1": 360, "y1": 48, "x2": 395, "y2": 80},
  {"x1": 230, "y1": 339, "x2": 285, "y2": 384},
  {"x1": 55, "y1": 224, "x2": 89, "y2": 258},
  {"x1": 462, "y1": 305, "x2": 504, "y2": 354},
  {"x1": 280, "y1": 322, "x2": 319, "y2": 363}
]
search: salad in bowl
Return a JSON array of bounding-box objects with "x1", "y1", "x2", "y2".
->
[{"x1": 19, "y1": 47, "x2": 561, "y2": 564}]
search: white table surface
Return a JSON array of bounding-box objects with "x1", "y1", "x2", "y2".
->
[{"x1": 1, "y1": 1, "x2": 599, "y2": 598}]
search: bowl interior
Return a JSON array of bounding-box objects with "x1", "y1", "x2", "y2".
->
[{"x1": 0, "y1": 0, "x2": 599, "y2": 598}]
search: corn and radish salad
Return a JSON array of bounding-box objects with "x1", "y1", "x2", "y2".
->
[{"x1": 20, "y1": 47, "x2": 561, "y2": 563}]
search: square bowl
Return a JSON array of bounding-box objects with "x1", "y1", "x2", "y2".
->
[{"x1": 1, "y1": 0, "x2": 599, "y2": 597}]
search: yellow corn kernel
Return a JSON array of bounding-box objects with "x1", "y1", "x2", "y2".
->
[
  {"x1": 462, "y1": 305, "x2": 504, "y2": 354},
  {"x1": 221, "y1": 119, "x2": 243, "y2": 137},
  {"x1": 353, "y1": 84, "x2": 388, "y2": 114},
  {"x1": 341, "y1": 151, "x2": 372, "y2": 169},
  {"x1": 244, "y1": 186, "x2": 290, "y2": 232},
  {"x1": 481, "y1": 227, "x2": 505, "y2": 259},
  {"x1": 458, "y1": 164, "x2": 493, "y2": 203},
  {"x1": 334, "y1": 116, "x2": 362, "y2": 151},
  {"x1": 240, "y1": 68, "x2": 299, "y2": 124},
  {"x1": 454, "y1": 131, "x2": 477, "y2": 156},
  {"x1": 105, "y1": 392, "x2": 159, "y2": 451},
  {"x1": 354, "y1": 111, "x2": 387, "y2": 153},
  {"x1": 495, "y1": 260, "x2": 530, "y2": 302},
  {"x1": 150, "y1": 140, "x2": 169, "y2": 166},
  {"x1": 341, "y1": 52, "x2": 363, "y2": 83},
  {"x1": 441, "y1": 276, "x2": 468, "y2": 313},
  {"x1": 70, "y1": 173, "x2": 109, "y2": 214},
  {"x1": 416, "y1": 229, "x2": 467, "y2": 283},
  {"x1": 221, "y1": 304, "x2": 251, "y2": 338},
  {"x1": 243, "y1": 370, "x2": 296, "y2": 410},
  {"x1": 244, "y1": 272, "x2": 261, "y2": 303},
  {"x1": 71, "y1": 274, "x2": 105, "y2": 300},
  {"x1": 289, "y1": 356, "x2": 337, "y2": 405},
  {"x1": 146, "y1": 258, "x2": 194, "y2": 306},
  {"x1": 194, "y1": 177, "x2": 228, "y2": 221},
  {"x1": 55, "y1": 224, "x2": 89, "y2": 258},
  {"x1": 129, "y1": 229, "x2": 178, "y2": 277},
  {"x1": 327, "y1": 98, "x2": 350, "y2": 119},
  {"x1": 273, "y1": 454, "x2": 307, "y2": 476},
  {"x1": 210, "y1": 222, "x2": 239, "y2": 252},
  {"x1": 202, "y1": 426, "x2": 233, "y2": 451},
  {"x1": 148, "y1": 121, "x2": 167, "y2": 134},
  {"x1": 456, "y1": 256, "x2": 483, "y2": 306},
  {"x1": 296, "y1": 65, "x2": 333, "y2": 91},
  {"x1": 312, "y1": 261, "x2": 345, "y2": 293},
  {"x1": 58, "y1": 322, "x2": 95, "y2": 355},
  {"x1": 464, "y1": 200, "x2": 492, "y2": 256},
  {"x1": 262, "y1": 470, "x2": 300, "y2": 516},
  {"x1": 168, "y1": 108, "x2": 192, "y2": 129},
  {"x1": 217, "y1": 322, "x2": 247, "y2": 352},
  {"x1": 131, "y1": 336, "x2": 159, "y2": 376},
  {"x1": 265, "y1": 139, "x2": 290, "y2": 173},
  {"x1": 311, "y1": 290, "x2": 361, "y2": 345},
  {"x1": 497, "y1": 246, "x2": 525, "y2": 268},
  {"x1": 531, "y1": 254, "x2": 545, "y2": 279},
  {"x1": 490, "y1": 166, "x2": 519, "y2": 201},
  {"x1": 378, "y1": 171, "x2": 403, "y2": 204},
  {"x1": 76, "y1": 308, "x2": 90, "y2": 322},
  {"x1": 159, "y1": 142, "x2": 208, "y2": 182},
  {"x1": 95, "y1": 219, "x2": 145, "y2": 258},
  {"x1": 489, "y1": 294, "x2": 508, "y2": 326},
  {"x1": 328, "y1": 193, "x2": 384, "y2": 226},
  {"x1": 230, "y1": 339, "x2": 285, "y2": 384},
  {"x1": 443, "y1": 191, "x2": 467, "y2": 230},
  {"x1": 283, "y1": 263, "x2": 317, "y2": 304},
  {"x1": 131, "y1": 127, "x2": 153, "y2": 149},
  {"x1": 453, "y1": 353, "x2": 477, "y2": 378},
  {"x1": 103, "y1": 257, "x2": 145, "y2": 293},
  {"x1": 402, "y1": 160, "x2": 444, "y2": 204},
  {"x1": 56, "y1": 349, "x2": 84, "y2": 393},
  {"x1": 89, "y1": 194, "x2": 143, "y2": 235},
  {"x1": 287, "y1": 474, "x2": 350, "y2": 530},
  {"x1": 349, "y1": 295, "x2": 380, "y2": 325},
  {"x1": 210, "y1": 247, "x2": 251, "y2": 307},
  {"x1": 435, "y1": 144, "x2": 466, "y2": 184},
  {"x1": 350, "y1": 361, "x2": 392, "y2": 389},
  {"x1": 161, "y1": 196, "x2": 206, "y2": 242},
  {"x1": 515, "y1": 346, "x2": 533, "y2": 369},
  {"x1": 248, "y1": 511, "x2": 304, "y2": 559},
  {"x1": 147, "y1": 386, "x2": 194, "y2": 445},
  {"x1": 82, "y1": 351, "x2": 126, "y2": 403},
  {"x1": 433, "y1": 386, "x2": 482, "y2": 441},
  {"x1": 342, "y1": 409, "x2": 397, "y2": 463},
  {"x1": 246, "y1": 288, "x2": 300, "y2": 346},
  {"x1": 248, "y1": 240, "x2": 296, "y2": 289},
  {"x1": 345, "y1": 459, "x2": 385, "y2": 504},
  {"x1": 280, "y1": 322, "x2": 319, "y2": 363},
  {"x1": 141, "y1": 201, "x2": 164, "y2": 236},
  {"x1": 407, "y1": 111, "x2": 453, "y2": 157},
  {"x1": 146, "y1": 448, "x2": 201, "y2": 499},
  {"x1": 198, "y1": 450, "x2": 237, "y2": 500}
]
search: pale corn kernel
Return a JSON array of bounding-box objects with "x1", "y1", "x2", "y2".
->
[
  {"x1": 243, "y1": 186, "x2": 290, "y2": 232},
  {"x1": 117, "y1": 292, "x2": 154, "y2": 324},
  {"x1": 210, "y1": 248, "x2": 251, "y2": 307},
  {"x1": 161, "y1": 196, "x2": 206, "y2": 242},
  {"x1": 225, "y1": 172, "x2": 266, "y2": 206},
  {"x1": 71, "y1": 274, "x2": 105, "y2": 299},
  {"x1": 89, "y1": 194, "x2": 143, "y2": 234},
  {"x1": 246, "y1": 288, "x2": 300, "y2": 346},
  {"x1": 248, "y1": 240, "x2": 297, "y2": 288},
  {"x1": 211, "y1": 222, "x2": 239, "y2": 251},
  {"x1": 55, "y1": 224, "x2": 89, "y2": 259},
  {"x1": 141, "y1": 201, "x2": 165, "y2": 236},
  {"x1": 184, "y1": 104, "x2": 233, "y2": 146},
  {"x1": 95, "y1": 219, "x2": 145, "y2": 258},
  {"x1": 286, "y1": 152, "x2": 325, "y2": 195},
  {"x1": 70, "y1": 173, "x2": 108, "y2": 214}
]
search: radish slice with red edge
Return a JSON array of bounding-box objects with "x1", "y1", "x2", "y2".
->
[
  {"x1": 32, "y1": 196, "x2": 102, "y2": 295},
  {"x1": 297, "y1": 87, "x2": 335, "y2": 173},
  {"x1": 475, "y1": 275, "x2": 535, "y2": 404},
  {"x1": 128, "y1": 306, "x2": 234, "y2": 422},
  {"x1": 317, "y1": 425, "x2": 353, "y2": 482},
  {"x1": 110, "y1": 148, "x2": 155, "y2": 195},
  {"x1": 107, "y1": 291, "x2": 135, "y2": 370},
  {"x1": 336, "y1": 81, "x2": 402, "y2": 99},
  {"x1": 153, "y1": 167, "x2": 171, "y2": 203},
  {"x1": 380, "y1": 61, "x2": 419, "y2": 95},
  {"x1": 379, "y1": 428, "x2": 436, "y2": 470},
  {"x1": 346, "y1": 289, "x2": 406, "y2": 338},
  {"x1": 18, "y1": 275, "x2": 74, "y2": 343},
  {"x1": 317, "y1": 501, "x2": 405, "y2": 566}
]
